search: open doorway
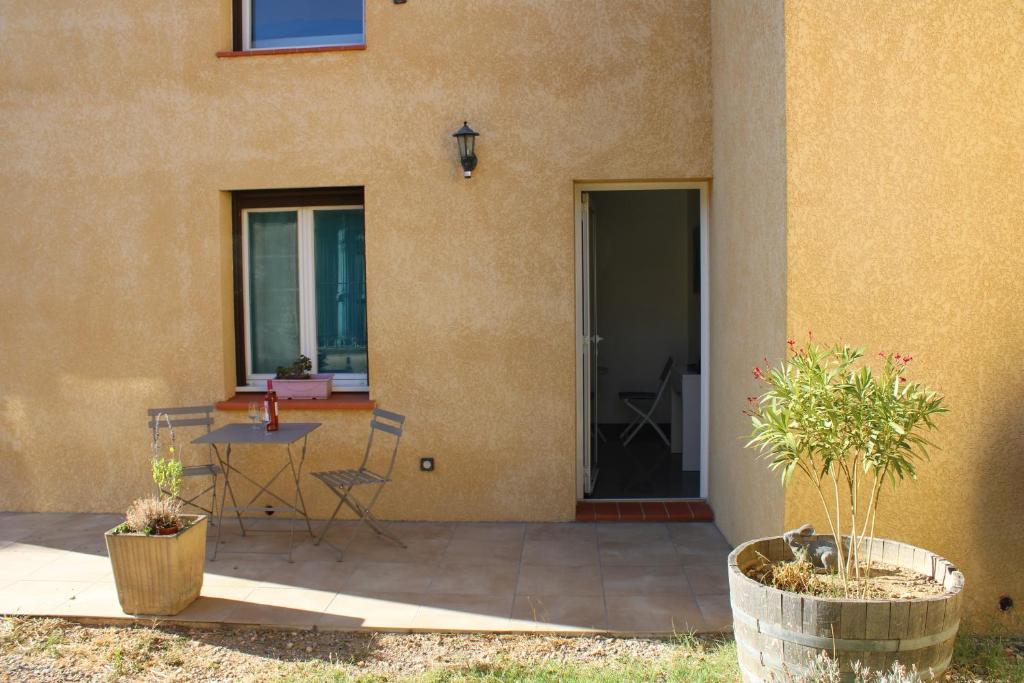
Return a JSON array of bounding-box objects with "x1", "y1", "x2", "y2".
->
[{"x1": 576, "y1": 183, "x2": 708, "y2": 501}]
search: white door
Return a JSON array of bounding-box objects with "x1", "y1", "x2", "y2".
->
[
  {"x1": 575, "y1": 181, "x2": 710, "y2": 501},
  {"x1": 579, "y1": 192, "x2": 595, "y2": 496}
]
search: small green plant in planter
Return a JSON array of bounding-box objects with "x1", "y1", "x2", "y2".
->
[
  {"x1": 746, "y1": 339, "x2": 947, "y2": 596},
  {"x1": 272, "y1": 354, "x2": 333, "y2": 400},
  {"x1": 151, "y1": 456, "x2": 183, "y2": 499},
  {"x1": 275, "y1": 354, "x2": 313, "y2": 380}
]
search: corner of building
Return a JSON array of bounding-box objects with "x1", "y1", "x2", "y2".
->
[{"x1": 707, "y1": 0, "x2": 787, "y2": 546}]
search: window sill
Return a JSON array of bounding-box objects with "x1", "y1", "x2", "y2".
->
[
  {"x1": 216, "y1": 44, "x2": 366, "y2": 58},
  {"x1": 216, "y1": 392, "x2": 375, "y2": 411}
]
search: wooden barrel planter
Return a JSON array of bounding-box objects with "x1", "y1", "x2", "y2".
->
[{"x1": 729, "y1": 536, "x2": 964, "y2": 682}]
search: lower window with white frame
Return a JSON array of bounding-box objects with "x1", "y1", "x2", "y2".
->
[{"x1": 239, "y1": 198, "x2": 367, "y2": 391}]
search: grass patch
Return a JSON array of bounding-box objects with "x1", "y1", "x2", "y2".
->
[{"x1": 953, "y1": 634, "x2": 1024, "y2": 682}]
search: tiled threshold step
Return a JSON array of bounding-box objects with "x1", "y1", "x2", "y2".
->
[{"x1": 576, "y1": 500, "x2": 713, "y2": 522}]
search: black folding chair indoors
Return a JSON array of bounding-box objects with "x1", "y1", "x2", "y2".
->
[
  {"x1": 618, "y1": 357, "x2": 675, "y2": 447},
  {"x1": 311, "y1": 408, "x2": 407, "y2": 560}
]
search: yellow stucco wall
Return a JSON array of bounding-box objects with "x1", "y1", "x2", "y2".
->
[
  {"x1": 783, "y1": 0, "x2": 1024, "y2": 632},
  {"x1": 708, "y1": 0, "x2": 787, "y2": 544},
  {"x1": 0, "y1": 1, "x2": 712, "y2": 520}
]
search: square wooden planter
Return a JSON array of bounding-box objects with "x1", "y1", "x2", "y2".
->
[
  {"x1": 104, "y1": 515, "x2": 207, "y2": 616},
  {"x1": 270, "y1": 374, "x2": 333, "y2": 400}
]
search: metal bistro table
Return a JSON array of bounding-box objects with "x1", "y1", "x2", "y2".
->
[{"x1": 192, "y1": 422, "x2": 321, "y2": 562}]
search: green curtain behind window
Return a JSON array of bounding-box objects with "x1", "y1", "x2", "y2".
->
[
  {"x1": 248, "y1": 211, "x2": 300, "y2": 374},
  {"x1": 314, "y1": 209, "x2": 367, "y2": 374}
]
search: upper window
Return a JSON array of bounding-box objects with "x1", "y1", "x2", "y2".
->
[
  {"x1": 241, "y1": 0, "x2": 365, "y2": 51},
  {"x1": 233, "y1": 189, "x2": 367, "y2": 390}
]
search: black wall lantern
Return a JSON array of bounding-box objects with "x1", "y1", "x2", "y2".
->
[{"x1": 452, "y1": 121, "x2": 479, "y2": 178}]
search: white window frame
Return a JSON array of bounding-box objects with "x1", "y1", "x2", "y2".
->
[
  {"x1": 239, "y1": 205, "x2": 368, "y2": 392},
  {"x1": 241, "y1": 0, "x2": 366, "y2": 52}
]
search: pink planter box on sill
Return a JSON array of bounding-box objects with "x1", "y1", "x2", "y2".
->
[{"x1": 269, "y1": 374, "x2": 333, "y2": 400}]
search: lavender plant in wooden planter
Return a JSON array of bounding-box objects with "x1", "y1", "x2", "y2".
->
[{"x1": 272, "y1": 354, "x2": 332, "y2": 400}]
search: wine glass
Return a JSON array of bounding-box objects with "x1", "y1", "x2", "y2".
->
[{"x1": 247, "y1": 402, "x2": 260, "y2": 430}]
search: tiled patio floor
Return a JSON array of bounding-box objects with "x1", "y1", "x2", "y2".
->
[{"x1": 0, "y1": 512, "x2": 733, "y2": 635}]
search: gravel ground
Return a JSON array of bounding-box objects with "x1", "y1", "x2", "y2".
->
[
  {"x1": 0, "y1": 617, "x2": 708, "y2": 682},
  {"x1": 2, "y1": 617, "x2": 1021, "y2": 682}
]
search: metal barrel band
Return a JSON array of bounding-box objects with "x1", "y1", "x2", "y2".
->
[{"x1": 732, "y1": 603, "x2": 959, "y2": 652}]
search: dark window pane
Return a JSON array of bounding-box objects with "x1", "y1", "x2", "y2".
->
[
  {"x1": 251, "y1": 0, "x2": 364, "y2": 49},
  {"x1": 313, "y1": 209, "x2": 367, "y2": 375}
]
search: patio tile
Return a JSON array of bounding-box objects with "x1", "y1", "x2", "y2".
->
[
  {"x1": 525, "y1": 523, "x2": 597, "y2": 543},
  {"x1": 666, "y1": 522, "x2": 727, "y2": 545},
  {"x1": 596, "y1": 523, "x2": 670, "y2": 542},
  {"x1": 343, "y1": 535, "x2": 449, "y2": 564},
  {"x1": 442, "y1": 538, "x2": 523, "y2": 565},
  {"x1": 678, "y1": 547, "x2": 731, "y2": 568},
  {"x1": 285, "y1": 538, "x2": 353, "y2": 563},
  {"x1": 0, "y1": 551, "x2": 62, "y2": 582},
  {"x1": 684, "y1": 563, "x2": 730, "y2": 595},
  {"x1": 259, "y1": 560, "x2": 359, "y2": 592},
  {"x1": 173, "y1": 586, "x2": 255, "y2": 623},
  {"x1": 381, "y1": 522, "x2": 455, "y2": 542},
  {"x1": 0, "y1": 514, "x2": 80, "y2": 542},
  {"x1": 53, "y1": 582, "x2": 130, "y2": 618},
  {"x1": 522, "y1": 538, "x2": 599, "y2": 567},
  {"x1": 0, "y1": 542, "x2": 70, "y2": 555},
  {"x1": 598, "y1": 540, "x2": 680, "y2": 566},
  {"x1": 339, "y1": 536, "x2": 448, "y2": 565},
  {"x1": 28, "y1": 552, "x2": 113, "y2": 582},
  {"x1": 450, "y1": 523, "x2": 525, "y2": 543},
  {"x1": 428, "y1": 561, "x2": 519, "y2": 596},
  {"x1": 0, "y1": 580, "x2": 96, "y2": 614},
  {"x1": 516, "y1": 564, "x2": 603, "y2": 597},
  {"x1": 605, "y1": 593, "x2": 706, "y2": 634},
  {"x1": 695, "y1": 593, "x2": 732, "y2": 632},
  {"x1": 225, "y1": 586, "x2": 336, "y2": 627},
  {"x1": 411, "y1": 593, "x2": 514, "y2": 631},
  {"x1": 512, "y1": 594, "x2": 607, "y2": 631},
  {"x1": 602, "y1": 564, "x2": 691, "y2": 595},
  {"x1": 211, "y1": 531, "x2": 302, "y2": 555},
  {"x1": 345, "y1": 561, "x2": 438, "y2": 595},
  {"x1": 319, "y1": 592, "x2": 421, "y2": 630}
]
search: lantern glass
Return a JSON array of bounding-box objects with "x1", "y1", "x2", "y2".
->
[{"x1": 452, "y1": 121, "x2": 479, "y2": 177}]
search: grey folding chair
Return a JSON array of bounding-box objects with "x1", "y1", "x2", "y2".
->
[
  {"x1": 311, "y1": 408, "x2": 406, "y2": 559},
  {"x1": 618, "y1": 357, "x2": 675, "y2": 447},
  {"x1": 147, "y1": 406, "x2": 221, "y2": 519}
]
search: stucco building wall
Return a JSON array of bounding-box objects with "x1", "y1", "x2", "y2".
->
[
  {"x1": 0, "y1": 1, "x2": 712, "y2": 519},
  {"x1": 708, "y1": 0, "x2": 787, "y2": 544},
  {"x1": 783, "y1": 0, "x2": 1024, "y2": 631}
]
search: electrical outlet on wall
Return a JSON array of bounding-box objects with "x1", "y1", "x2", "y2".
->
[{"x1": 419, "y1": 457, "x2": 435, "y2": 472}]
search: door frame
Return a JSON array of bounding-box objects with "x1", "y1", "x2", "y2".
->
[{"x1": 574, "y1": 181, "x2": 710, "y2": 500}]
